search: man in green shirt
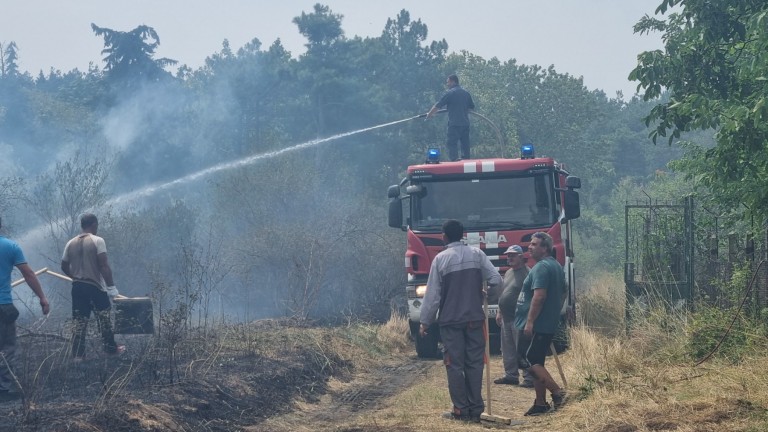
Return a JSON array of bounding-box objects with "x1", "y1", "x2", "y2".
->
[{"x1": 514, "y1": 232, "x2": 568, "y2": 416}]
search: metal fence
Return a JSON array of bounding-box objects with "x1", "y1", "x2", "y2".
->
[{"x1": 625, "y1": 195, "x2": 768, "y2": 319}]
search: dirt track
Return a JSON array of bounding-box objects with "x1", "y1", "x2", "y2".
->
[
  {"x1": 253, "y1": 352, "x2": 547, "y2": 432},
  {"x1": 253, "y1": 356, "x2": 437, "y2": 431}
]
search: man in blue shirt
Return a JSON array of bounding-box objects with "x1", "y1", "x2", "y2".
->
[
  {"x1": 0, "y1": 216, "x2": 49, "y2": 400},
  {"x1": 515, "y1": 231, "x2": 568, "y2": 416},
  {"x1": 426, "y1": 74, "x2": 476, "y2": 161}
]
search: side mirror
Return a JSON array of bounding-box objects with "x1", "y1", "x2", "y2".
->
[
  {"x1": 387, "y1": 185, "x2": 403, "y2": 228},
  {"x1": 387, "y1": 185, "x2": 400, "y2": 199},
  {"x1": 563, "y1": 190, "x2": 580, "y2": 220},
  {"x1": 565, "y1": 176, "x2": 581, "y2": 189},
  {"x1": 388, "y1": 198, "x2": 403, "y2": 228}
]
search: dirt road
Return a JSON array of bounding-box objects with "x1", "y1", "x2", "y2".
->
[{"x1": 254, "y1": 354, "x2": 555, "y2": 432}]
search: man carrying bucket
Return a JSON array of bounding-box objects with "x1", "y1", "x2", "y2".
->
[{"x1": 61, "y1": 213, "x2": 125, "y2": 360}]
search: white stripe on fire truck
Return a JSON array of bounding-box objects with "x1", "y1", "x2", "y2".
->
[
  {"x1": 404, "y1": 256, "x2": 410, "y2": 268},
  {"x1": 463, "y1": 162, "x2": 477, "y2": 173},
  {"x1": 482, "y1": 161, "x2": 495, "y2": 172},
  {"x1": 483, "y1": 231, "x2": 500, "y2": 248},
  {"x1": 465, "y1": 232, "x2": 481, "y2": 246}
]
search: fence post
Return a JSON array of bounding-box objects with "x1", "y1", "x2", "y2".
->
[
  {"x1": 706, "y1": 233, "x2": 718, "y2": 302},
  {"x1": 685, "y1": 195, "x2": 695, "y2": 311},
  {"x1": 727, "y1": 233, "x2": 737, "y2": 283},
  {"x1": 746, "y1": 232, "x2": 756, "y2": 317},
  {"x1": 762, "y1": 230, "x2": 768, "y2": 312}
]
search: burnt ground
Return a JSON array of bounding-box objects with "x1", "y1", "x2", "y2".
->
[
  {"x1": 0, "y1": 321, "x2": 434, "y2": 432},
  {"x1": 0, "y1": 346, "x2": 344, "y2": 431}
]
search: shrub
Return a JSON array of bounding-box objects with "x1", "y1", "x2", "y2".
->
[{"x1": 688, "y1": 305, "x2": 750, "y2": 363}]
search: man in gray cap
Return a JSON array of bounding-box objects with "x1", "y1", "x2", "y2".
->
[{"x1": 494, "y1": 244, "x2": 533, "y2": 387}]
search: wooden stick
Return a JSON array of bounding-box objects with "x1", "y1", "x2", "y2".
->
[
  {"x1": 484, "y1": 292, "x2": 492, "y2": 414},
  {"x1": 550, "y1": 342, "x2": 568, "y2": 388},
  {"x1": 12, "y1": 267, "x2": 74, "y2": 288},
  {"x1": 480, "y1": 281, "x2": 512, "y2": 424},
  {"x1": 42, "y1": 269, "x2": 73, "y2": 282},
  {"x1": 11, "y1": 267, "x2": 49, "y2": 287}
]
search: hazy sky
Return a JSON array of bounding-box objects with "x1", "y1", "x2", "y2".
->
[{"x1": 2, "y1": 1, "x2": 663, "y2": 97}]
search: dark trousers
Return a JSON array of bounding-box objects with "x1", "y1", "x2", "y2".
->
[
  {"x1": 440, "y1": 321, "x2": 485, "y2": 418},
  {"x1": 446, "y1": 125, "x2": 471, "y2": 161},
  {"x1": 500, "y1": 318, "x2": 533, "y2": 382},
  {"x1": 0, "y1": 303, "x2": 19, "y2": 391},
  {"x1": 71, "y1": 282, "x2": 117, "y2": 358}
]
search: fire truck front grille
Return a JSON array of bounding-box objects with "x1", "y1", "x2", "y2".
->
[{"x1": 483, "y1": 247, "x2": 510, "y2": 270}]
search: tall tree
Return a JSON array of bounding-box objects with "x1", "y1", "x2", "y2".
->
[
  {"x1": 0, "y1": 41, "x2": 38, "y2": 153},
  {"x1": 91, "y1": 24, "x2": 177, "y2": 84},
  {"x1": 377, "y1": 9, "x2": 447, "y2": 112},
  {"x1": 292, "y1": 3, "x2": 344, "y2": 49},
  {"x1": 363, "y1": 10, "x2": 447, "y2": 171},
  {"x1": 630, "y1": 0, "x2": 768, "y2": 220},
  {"x1": 292, "y1": 4, "x2": 352, "y2": 136},
  {"x1": 0, "y1": 41, "x2": 19, "y2": 77}
]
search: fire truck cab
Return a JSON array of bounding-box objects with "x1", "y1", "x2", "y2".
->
[{"x1": 387, "y1": 146, "x2": 581, "y2": 358}]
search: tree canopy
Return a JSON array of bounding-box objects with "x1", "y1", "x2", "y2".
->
[
  {"x1": 91, "y1": 23, "x2": 177, "y2": 84},
  {"x1": 631, "y1": 0, "x2": 768, "y2": 220}
]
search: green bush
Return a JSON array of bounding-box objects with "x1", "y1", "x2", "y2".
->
[
  {"x1": 687, "y1": 305, "x2": 750, "y2": 363},
  {"x1": 687, "y1": 261, "x2": 768, "y2": 363}
]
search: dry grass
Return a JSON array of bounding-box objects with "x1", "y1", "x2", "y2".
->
[
  {"x1": 376, "y1": 309, "x2": 412, "y2": 353},
  {"x1": 556, "y1": 325, "x2": 768, "y2": 432},
  {"x1": 548, "y1": 275, "x2": 768, "y2": 431},
  {"x1": 319, "y1": 274, "x2": 768, "y2": 432},
  {"x1": 332, "y1": 325, "x2": 768, "y2": 432},
  {"x1": 579, "y1": 273, "x2": 626, "y2": 337},
  {"x1": 7, "y1": 290, "x2": 768, "y2": 431}
]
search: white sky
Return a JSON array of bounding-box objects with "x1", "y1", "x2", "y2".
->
[{"x1": 2, "y1": 0, "x2": 663, "y2": 97}]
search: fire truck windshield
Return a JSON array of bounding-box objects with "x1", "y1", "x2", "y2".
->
[{"x1": 410, "y1": 174, "x2": 557, "y2": 231}]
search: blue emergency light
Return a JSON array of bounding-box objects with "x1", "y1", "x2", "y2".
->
[
  {"x1": 521, "y1": 144, "x2": 535, "y2": 159},
  {"x1": 426, "y1": 148, "x2": 440, "y2": 164}
]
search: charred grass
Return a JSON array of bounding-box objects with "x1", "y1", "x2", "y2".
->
[
  {"x1": 0, "y1": 314, "x2": 412, "y2": 432},
  {"x1": 5, "y1": 282, "x2": 768, "y2": 431}
]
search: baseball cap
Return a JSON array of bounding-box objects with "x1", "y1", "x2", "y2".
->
[{"x1": 505, "y1": 245, "x2": 524, "y2": 255}]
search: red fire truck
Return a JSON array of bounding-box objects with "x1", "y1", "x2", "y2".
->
[{"x1": 387, "y1": 145, "x2": 581, "y2": 358}]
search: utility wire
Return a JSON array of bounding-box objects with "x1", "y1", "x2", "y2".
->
[{"x1": 694, "y1": 259, "x2": 766, "y2": 366}]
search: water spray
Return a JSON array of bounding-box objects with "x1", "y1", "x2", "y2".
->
[
  {"x1": 108, "y1": 111, "x2": 441, "y2": 205},
  {"x1": 16, "y1": 110, "x2": 446, "y2": 246}
]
